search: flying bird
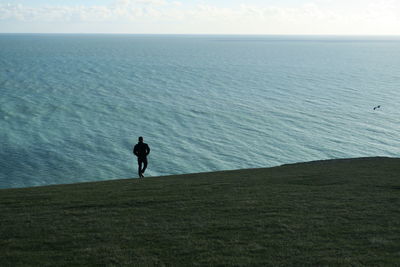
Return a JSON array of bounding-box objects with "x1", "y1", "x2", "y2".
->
[{"x1": 373, "y1": 105, "x2": 381, "y2": 110}]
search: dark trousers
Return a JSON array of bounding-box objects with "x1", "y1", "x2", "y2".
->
[{"x1": 138, "y1": 157, "x2": 148, "y2": 176}]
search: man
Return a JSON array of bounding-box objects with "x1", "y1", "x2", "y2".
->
[{"x1": 133, "y1": 136, "x2": 150, "y2": 178}]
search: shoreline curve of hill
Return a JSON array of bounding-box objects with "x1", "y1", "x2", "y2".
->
[{"x1": 1, "y1": 157, "x2": 399, "y2": 265}]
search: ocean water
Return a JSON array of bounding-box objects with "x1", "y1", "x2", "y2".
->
[{"x1": 1, "y1": 34, "x2": 400, "y2": 188}]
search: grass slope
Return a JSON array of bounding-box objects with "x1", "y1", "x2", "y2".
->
[{"x1": 1, "y1": 157, "x2": 399, "y2": 266}]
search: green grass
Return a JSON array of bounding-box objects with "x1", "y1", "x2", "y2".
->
[{"x1": 1, "y1": 157, "x2": 399, "y2": 266}]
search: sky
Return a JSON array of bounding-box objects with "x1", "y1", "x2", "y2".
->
[{"x1": 1, "y1": 0, "x2": 400, "y2": 35}]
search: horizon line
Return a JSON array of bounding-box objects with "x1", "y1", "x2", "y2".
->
[{"x1": 1, "y1": 32, "x2": 400, "y2": 37}]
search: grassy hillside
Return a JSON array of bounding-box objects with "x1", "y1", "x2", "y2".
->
[{"x1": 1, "y1": 157, "x2": 399, "y2": 266}]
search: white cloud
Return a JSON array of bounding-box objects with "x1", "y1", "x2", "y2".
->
[
  {"x1": 0, "y1": 1, "x2": 399, "y2": 34},
  {"x1": 115, "y1": 0, "x2": 168, "y2": 7}
]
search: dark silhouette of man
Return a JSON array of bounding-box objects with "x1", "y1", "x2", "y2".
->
[{"x1": 133, "y1": 136, "x2": 150, "y2": 178}]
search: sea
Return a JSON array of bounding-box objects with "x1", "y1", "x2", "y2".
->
[{"x1": 1, "y1": 34, "x2": 400, "y2": 188}]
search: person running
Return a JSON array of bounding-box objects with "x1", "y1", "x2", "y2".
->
[{"x1": 133, "y1": 136, "x2": 150, "y2": 178}]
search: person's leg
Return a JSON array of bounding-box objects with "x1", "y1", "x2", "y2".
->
[
  {"x1": 138, "y1": 158, "x2": 143, "y2": 177},
  {"x1": 141, "y1": 158, "x2": 148, "y2": 175}
]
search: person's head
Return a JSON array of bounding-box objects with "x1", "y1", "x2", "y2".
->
[{"x1": 138, "y1": 136, "x2": 143, "y2": 143}]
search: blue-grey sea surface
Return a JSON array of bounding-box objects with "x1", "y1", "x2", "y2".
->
[{"x1": 1, "y1": 34, "x2": 400, "y2": 188}]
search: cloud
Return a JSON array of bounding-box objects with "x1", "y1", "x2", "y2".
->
[
  {"x1": 115, "y1": 0, "x2": 168, "y2": 7},
  {"x1": 0, "y1": 0, "x2": 183, "y2": 22},
  {"x1": 0, "y1": 1, "x2": 399, "y2": 34}
]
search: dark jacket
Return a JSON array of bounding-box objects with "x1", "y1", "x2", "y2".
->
[{"x1": 134, "y1": 142, "x2": 150, "y2": 159}]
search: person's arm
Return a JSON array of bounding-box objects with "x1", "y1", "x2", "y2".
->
[
  {"x1": 133, "y1": 145, "x2": 138, "y2": 156},
  {"x1": 146, "y1": 144, "x2": 150, "y2": 156}
]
